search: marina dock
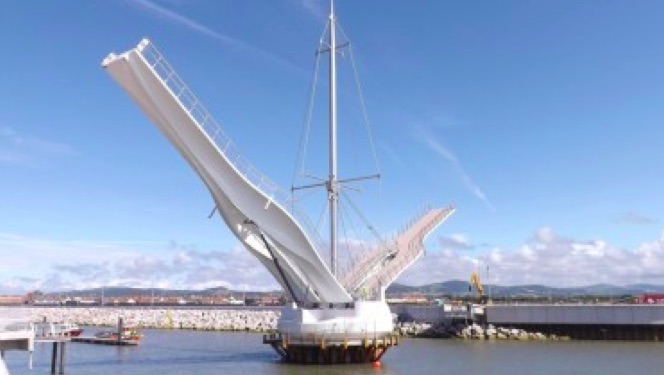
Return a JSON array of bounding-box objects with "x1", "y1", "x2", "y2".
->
[{"x1": 71, "y1": 318, "x2": 141, "y2": 346}]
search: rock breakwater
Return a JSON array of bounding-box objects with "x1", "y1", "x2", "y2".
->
[
  {"x1": 394, "y1": 321, "x2": 569, "y2": 340},
  {"x1": 26, "y1": 307, "x2": 567, "y2": 340},
  {"x1": 28, "y1": 308, "x2": 280, "y2": 332}
]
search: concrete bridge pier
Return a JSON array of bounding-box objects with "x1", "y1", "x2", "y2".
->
[{"x1": 0, "y1": 354, "x2": 9, "y2": 375}]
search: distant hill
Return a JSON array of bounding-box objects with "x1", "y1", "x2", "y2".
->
[
  {"x1": 55, "y1": 286, "x2": 277, "y2": 298},
  {"x1": 49, "y1": 281, "x2": 664, "y2": 299}
]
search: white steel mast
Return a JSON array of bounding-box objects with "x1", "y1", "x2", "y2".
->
[{"x1": 328, "y1": 0, "x2": 339, "y2": 277}]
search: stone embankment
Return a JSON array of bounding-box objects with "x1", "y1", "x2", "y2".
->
[
  {"x1": 394, "y1": 321, "x2": 570, "y2": 341},
  {"x1": 28, "y1": 308, "x2": 280, "y2": 332},
  {"x1": 27, "y1": 308, "x2": 566, "y2": 340}
]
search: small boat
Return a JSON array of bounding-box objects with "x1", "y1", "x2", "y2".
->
[
  {"x1": 65, "y1": 324, "x2": 84, "y2": 337},
  {"x1": 93, "y1": 326, "x2": 142, "y2": 342}
]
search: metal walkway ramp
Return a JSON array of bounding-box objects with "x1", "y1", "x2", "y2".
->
[{"x1": 341, "y1": 206, "x2": 455, "y2": 299}]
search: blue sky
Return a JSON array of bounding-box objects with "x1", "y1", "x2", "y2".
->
[{"x1": 1, "y1": 0, "x2": 662, "y2": 293}]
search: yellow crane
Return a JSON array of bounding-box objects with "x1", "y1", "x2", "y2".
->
[{"x1": 470, "y1": 271, "x2": 488, "y2": 304}]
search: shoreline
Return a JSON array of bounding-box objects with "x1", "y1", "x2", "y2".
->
[
  {"x1": 25, "y1": 307, "x2": 563, "y2": 341},
  {"x1": 395, "y1": 321, "x2": 569, "y2": 341}
]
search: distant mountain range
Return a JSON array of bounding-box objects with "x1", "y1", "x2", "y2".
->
[
  {"x1": 48, "y1": 281, "x2": 664, "y2": 298},
  {"x1": 386, "y1": 280, "x2": 664, "y2": 297}
]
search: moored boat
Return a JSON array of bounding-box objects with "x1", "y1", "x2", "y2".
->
[{"x1": 94, "y1": 326, "x2": 141, "y2": 342}]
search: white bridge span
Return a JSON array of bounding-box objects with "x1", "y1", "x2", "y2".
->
[
  {"x1": 102, "y1": 39, "x2": 453, "y2": 305},
  {"x1": 103, "y1": 40, "x2": 351, "y2": 306}
]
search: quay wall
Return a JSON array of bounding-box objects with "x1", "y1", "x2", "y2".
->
[
  {"x1": 486, "y1": 304, "x2": 664, "y2": 341},
  {"x1": 389, "y1": 304, "x2": 664, "y2": 326},
  {"x1": 389, "y1": 304, "x2": 664, "y2": 341},
  {"x1": 486, "y1": 305, "x2": 664, "y2": 325}
]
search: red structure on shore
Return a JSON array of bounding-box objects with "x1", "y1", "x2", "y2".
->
[{"x1": 636, "y1": 294, "x2": 664, "y2": 304}]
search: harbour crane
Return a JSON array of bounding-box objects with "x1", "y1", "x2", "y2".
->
[{"x1": 470, "y1": 271, "x2": 488, "y2": 304}]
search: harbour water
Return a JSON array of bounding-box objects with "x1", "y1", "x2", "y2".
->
[{"x1": 4, "y1": 328, "x2": 663, "y2": 375}]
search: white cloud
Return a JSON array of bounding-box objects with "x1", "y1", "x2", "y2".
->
[
  {"x1": 0, "y1": 233, "x2": 138, "y2": 270},
  {"x1": 4, "y1": 229, "x2": 664, "y2": 294},
  {"x1": 534, "y1": 227, "x2": 557, "y2": 243},
  {"x1": 420, "y1": 135, "x2": 495, "y2": 211},
  {"x1": 438, "y1": 233, "x2": 473, "y2": 251},
  {"x1": 400, "y1": 228, "x2": 664, "y2": 287},
  {"x1": 0, "y1": 233, "x2": 278, "y2": 294},
  {"x1": 615, "y1": 211, "x2": 658, "y2": 225}
]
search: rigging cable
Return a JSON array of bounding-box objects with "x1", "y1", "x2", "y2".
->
[
  {"x1": 338, "y1": 23, "x2": 382, "y2": 181},
  {"x1": 338, "y1": 201, "x2": 350, "y2": 277},
  {"x1": 338, "y1": 195, "x2": 364, "y2": 274},
  {"x1": 340, "y1": 198, "x2": 364, "y2": 273},
  {"x1": 315, "y1": 198, "x2": 330, "y2": 243},
  {"x1": 340, "y1": 191, "x2": 386, "y2": 248}
]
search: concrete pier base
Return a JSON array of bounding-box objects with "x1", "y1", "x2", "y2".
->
[
  {"x1": 0, "y1": 355, "x2": 9, "y2": 375},
  {"x1": 263, "y1": 333, "x2": 398, "y2": 364}
]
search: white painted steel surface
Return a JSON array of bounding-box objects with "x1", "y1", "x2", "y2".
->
[
  {"x1": 327, "y1": 0, "x2": 339, "y2": 277},
  {"x1": 278, "y1": 300, "x2": 393, "y2": 341},
  {"x1": 102, "y1": 34, "x2": 454, "y2": 343},
  {"x1": 0, "y1": 357, "x2": 8, "y2": 375},
  {"x1": 102, "y1": 40, "x2": 351, "y2": 305},
  {"x1": 341, "y1": 206, "x2": 455, "y2": 299}
]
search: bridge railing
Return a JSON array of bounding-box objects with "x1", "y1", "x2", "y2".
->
[{"x1": 136, "y1": 39, "x2": 328, "y2": 254}]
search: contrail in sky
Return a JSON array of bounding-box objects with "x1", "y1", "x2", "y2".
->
[
  {"x1": 422, "y1": 136, "x2": 496, "y2": 211},
  {"x1": 128, "y1": 0, "x2": 302, "y2": 72},
  {"x1": 291, "y1": 0, "x2": 327, "y2": 20}
]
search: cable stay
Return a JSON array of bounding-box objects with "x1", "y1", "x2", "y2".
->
[
  {"x1": 292, "y1": 18, "x2": 381, "y2": 190},
  {"x1": 340, "y1": 191, "x2": 388, "y2": 247}
]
